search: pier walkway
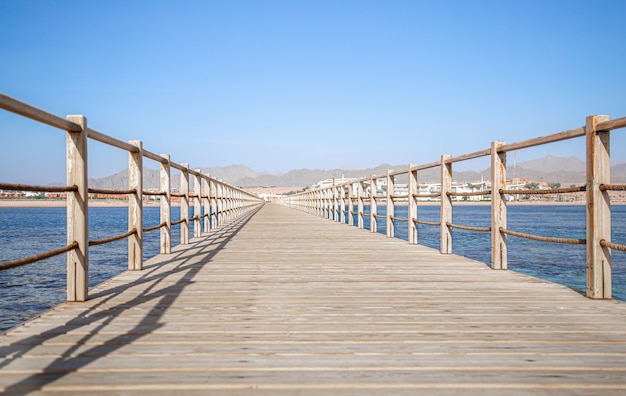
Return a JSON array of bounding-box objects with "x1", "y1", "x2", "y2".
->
[{"x1": 2, "y1": 203, "x2": 626, "y2": 394}]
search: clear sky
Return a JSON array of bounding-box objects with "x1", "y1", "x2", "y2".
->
[{"x1": 1, "y1": 0, "x2": 625, "y2": 184}]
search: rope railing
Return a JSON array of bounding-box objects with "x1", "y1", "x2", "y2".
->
[
  {"x1": 143, "y1": 222, "x2": 167, "y2": 233},
  {"x1": 171, "y1": 218, "x2": 187, "y2": 226},
  {"x1": 0, "y1": 242, "x2": 79, "y2": 271},
  {"x1": 143, "y1": 190, "x2": 167, "y2": 196},
  {"x1": 0, "y1": 182, "x2": 78, "y2": 193},
  {"x1": 448, "y1": 190, "x2": 492, "y2": 197},
  {"x1": 413, "y1": 193, "x2": 440, "y2": 199},
  {"x1": 447, "y1": 222, "x2": 491, "y2": 233},
  {"x1": 88, "y1": 187, "x2": 137, "y2": 195},
  {"x1": 88, "y1": 229, "x2": 138, "y2": 247},
  {"x1": 500, "y1": 228, "x2": 586, "y2": 245},
  {"x1": 600, "y1": 239, "x2": 626, "y2": 252},
  {"x1": 600, "y1": 184, "x2": 626, "y2": 191},
  {"x1": 500, "y1": 186, "x2": 586, "y2": 195},
  {"x1": 414, "y1": 219, "x2": 440, "y2": 226}
]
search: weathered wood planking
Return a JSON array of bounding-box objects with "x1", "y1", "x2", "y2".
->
[{"x1": 2, "y1": 203, "x2": 626, "y2": 394}]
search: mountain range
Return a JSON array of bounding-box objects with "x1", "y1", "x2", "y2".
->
[{"x1": 88, "y1": 155, "x2": 626, "y2": 190}]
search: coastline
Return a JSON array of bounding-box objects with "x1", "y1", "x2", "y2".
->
[
  {"x1": 0, "y1": 200, "x2": 172, "y2": 208},
  {"x1": 2, "y1": 199, "x2": 623, "y2": 208}
]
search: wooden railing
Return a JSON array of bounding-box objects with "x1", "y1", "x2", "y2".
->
[
  {"x1": 0, "y1": 93, "x2": 263, "y2": 302},
  {"x1": 279, "y1": 114, "x2": 626, "y2": 300}
]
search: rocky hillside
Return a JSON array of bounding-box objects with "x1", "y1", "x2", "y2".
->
[{"x1": 88, "y1": 155, "x2": 626, "y2": 190}]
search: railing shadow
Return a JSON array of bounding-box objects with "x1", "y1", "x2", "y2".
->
[{"x1": 0, "y1": 205, "x2": 262, "y2": 394}]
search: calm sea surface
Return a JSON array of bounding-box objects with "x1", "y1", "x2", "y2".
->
[{"x1": 1, "y1": 204, "x2": 625, "y2": 332}]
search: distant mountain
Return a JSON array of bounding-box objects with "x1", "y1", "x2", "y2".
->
[
  {"x1": 517, "y1": 155, "x2": 585, "y2": 173},
  {"x1": 87, "y1": 155, "x2": 626, "y2": 190}
]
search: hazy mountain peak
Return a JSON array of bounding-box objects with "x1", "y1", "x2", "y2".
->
[
  {"x1": 517, "y1": 155, "x2": 585, "y2": 173},
  {"x1": 87, "y1": 155, "x2": 626, "y2": 190}
]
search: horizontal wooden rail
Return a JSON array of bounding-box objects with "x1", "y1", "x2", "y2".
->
[
  {"x1": 597, "y1": 116, "x2": 626, "y2": 131},
  {"x1": 445, "y1": 148, "x2": 492, "y2": 164},
  {"x1": 0, "y1": 242, "x2": 79, "y2": 271},
  {"x1": 498, "y1": 127, "x2": 585, "y2": 153},
  {"x1": 409, "y1": 161, "x2": 440, "y2": 172},
  {"x1": 0, "y1": 93, "x2": 82, "y2": 132},
  {"x1": 142, "y1": 149, "x2": 169, "y2": 164},
  {"x1": 87, "y1": 128, "x2": 140, "y2": 153}
]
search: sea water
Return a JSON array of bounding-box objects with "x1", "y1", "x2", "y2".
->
[{"x1": 1, "y1": 205, "x2": 624, "y2": 333}]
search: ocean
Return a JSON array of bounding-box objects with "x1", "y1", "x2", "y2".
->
[{"x1": 1, "y1": 204, "x2": 624, "y2": 333}]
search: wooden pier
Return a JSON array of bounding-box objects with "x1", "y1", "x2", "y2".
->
[{"x1": 2, "y1": 203, "x2": 626, "y2": 394}]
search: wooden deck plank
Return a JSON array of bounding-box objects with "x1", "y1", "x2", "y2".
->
[{"x1": 2, "y1": 203, "x2": 626, "y2": 394}]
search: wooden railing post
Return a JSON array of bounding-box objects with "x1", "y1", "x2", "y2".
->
[
  {"x1": 322, "y1": 189, "x2": 327, "y2": 219},
  {"x1": 216, "y1": 183, "x2": 223, "y2": 227},
  {"x1": 326, "y1": 188, "x2": 330, "y2": 219},
  {"x1": 128, "y1": 140, "x2": 143, "y2": 271},
  {"x1": 357, "y1": 181, "x2": 365, "y2": 229},
  {"x1": 225, "y1": 186, "x2": 232, "y2": 224},
  {"x1": 491, "y1": 141, "x2": 507, "y2": 270},
  {"x1": 210, "y1": 180, "x2": 217, "y2": 228},
  {"x1": 347, "y1": 183, "x2": 354, "y2": 226},
  {"x1": 317, "y1": 190, "x2": 321, "y2": 216},
  {"x1": 386, "y1": 171, "x2": 395, "y2": 238},
  {"x1": 159, "y1": 154, "x2": 171, "y2": 254},
  {"x1": 408, "y1": 164, "x2": 418, "y2": 245},
  {"x1": 193, "y1": 170, "x2": 202, "y2": 238},
  {"x1": 339, "y1": 185, "x2": 346, "y2": 224},
  {"x1": 370, "y1": 175, "x2": 377, "y2": 233},
  {"x1": 333, "y1": 184, "x2": 339, "y2": 222},
  {"x1": 180, "y1": 163, "x2": 189, "y2": 245},
  {"x1": 586, "y1": 114, "x2": 612, "y2": 299},
  {"x1": 202, "y1": 175, "x2": 210, "y2": 234},
  {"x1": 65, "y1": 115, "x2": 89, "y2": 302},
  {"x1": 440, "y1": 155, "x2": 452, "y2": 254}
]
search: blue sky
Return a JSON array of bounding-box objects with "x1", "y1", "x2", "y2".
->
[{"x1": 1, "y1": 0, "x2": 625, "y2": 184}]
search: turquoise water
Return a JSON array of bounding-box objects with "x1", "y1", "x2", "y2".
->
[{"x1": 1, "y1": 205, "x2": 625, "y2": 332}]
